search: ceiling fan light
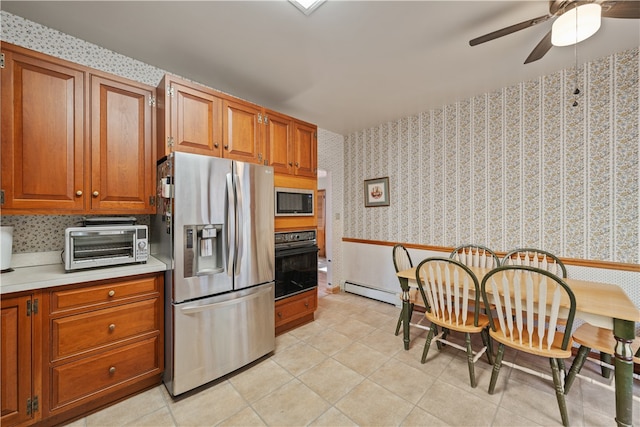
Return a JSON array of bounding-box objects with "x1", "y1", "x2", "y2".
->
[{"x1": 551, "y1": 3, "x2": 602, "y2": 47}]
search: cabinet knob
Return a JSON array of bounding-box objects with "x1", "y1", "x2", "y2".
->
[
  {"x1": 92, "y1": 191, "x2": 99, "y2": 197},
  {"x1": 108, "y1": 290, "x2": 115, "y2": 297},
  {"x1": 304, "y1": 302, "x2": 309, "y2": 308},
  {"x1": 109, "y1": 324, "x2": 116, "y2": 332},
  {"x1": 214, "y1": 143, "x2": 219, "y2": 148},
  {"x1": 277, "y1": 312, "x2": 282, "y2": 318},
  {"x1": 76, "y1": 190, "x2": 83, "y2": 196},
  {"x1": 224, "y1": 145, "x2": 229, "y2": 150},
  {"x1": 295, "y1": 162, "x2": 299, "y2": 167},
  {"x1": 109, "y1": 366, "x2": 116, "y2": 375}
]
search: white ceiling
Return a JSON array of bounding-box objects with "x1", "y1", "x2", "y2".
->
[{"x1": 3, "y1": 1, "x2": 639, "y2": 135}]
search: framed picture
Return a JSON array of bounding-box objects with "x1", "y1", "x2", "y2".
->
[{"x1": 364, "y1": 177, "x2": 390, "y2": 207}]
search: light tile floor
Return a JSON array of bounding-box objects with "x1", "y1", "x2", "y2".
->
[{"x1": 65, "y1": 291, "x2": 640, "y2": 426}]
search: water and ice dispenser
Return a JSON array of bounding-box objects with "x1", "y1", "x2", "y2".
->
[{"x1": 183, "y1": 224, "x2": 223, "y2": 277}]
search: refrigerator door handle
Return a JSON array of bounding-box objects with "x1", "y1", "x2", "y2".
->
[
  {"x1": 226, "y1": 172, "x2": 235, "y2": 276},
  {"x1": 234, "y1": 173, "x2": 243, "y2": 274},
  {"x1": 179, "y1": 285, "x2": 272, "y2": 314}
]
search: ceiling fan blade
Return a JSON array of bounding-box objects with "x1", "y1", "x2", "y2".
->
[
  {"x1": 601, "y1": 0, "x2": 640, "y2": 18},
  {"x1": 524, "y1": 30, "x2": 553, "y2": 64},
  {"x1": 469, "y1": 14, "x2": 551, "y2": 46}
]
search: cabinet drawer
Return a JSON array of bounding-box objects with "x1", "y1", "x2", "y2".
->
[
  {"x1": 52, "y1": 298, "x2": 158, "y2": 360},
  {"x1": 275, "y1": 289, "x2": 317, "y2": 327},
  {"x1": 51, "y1": 276, "x2": 159, "y2": 313},
  {"x1": 51, "y1": 336, "x2": 160, "y2": 409}
]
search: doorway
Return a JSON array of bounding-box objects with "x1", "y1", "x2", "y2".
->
[{"x1": 317, "y1": 189, "x2": 326, "y2": 258}]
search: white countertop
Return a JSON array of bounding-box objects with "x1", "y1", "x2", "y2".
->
[{"x1": 0, "y1": 251, "x2": 168, "y2": 295}]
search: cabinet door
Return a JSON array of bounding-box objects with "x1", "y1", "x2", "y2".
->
[
  {"x1": 293, "y1": 121, "x2": 317, "y2": 178},
  {"x1": 169, "y1": 80, "x2": 223, "y2": 157},
  {"x1": 90, "y1": 75, "x2": 155, "y2": 213},
  {"x1": 1, "y1": 295, "x2": 34, "y2": 427},
  {"x1": 265, "y1": 110, "x2": 293, "y2": 174},
  {"x1": 1, "y1": 48, "x2": 85, "y2": 212},
  {"x1": 222, "y1": 99, "x2": 261, "y2": 163}
]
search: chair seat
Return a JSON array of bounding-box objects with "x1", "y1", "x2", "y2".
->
[
  {"x1": 490, "y1": 325, "x2": 573, "y2": 358},
  {"x1": 425, "y1": 311, "x2": 490, "y2": 333},
  {"x1": 572, "y1": 323, "x2": 640, "y2": 363}
]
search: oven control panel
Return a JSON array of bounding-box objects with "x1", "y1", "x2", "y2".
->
[{"x1": 275, "y1": 230, "x2": 316, "y2": 247}]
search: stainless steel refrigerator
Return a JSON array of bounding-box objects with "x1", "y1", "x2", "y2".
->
[{"x1": 151, "y1": 152, "x2": 275, "y2": 396}]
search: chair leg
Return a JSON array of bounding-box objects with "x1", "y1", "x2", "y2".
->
[
  {"x1": 421, "y1": 325, "x2": 436, "y2": 364},
  {"x1": 465, "y1": 333, "x2": 477, "y2": 388},
  {"x1": 564, "y1": 345, "x2": 590, "y2": 394},
  {"x1": 480, "y1": 328, "x2": 493, "y2": 365},
  {"x1": 488, "y1": 343, "x2": 504, "y2": 394},
  {"x1": 394, "y1": 306, "x2": 404, "y2": 336},
  {"x1": 550, "y1": 358, "x2": 570, "y2": 427},
  {"x1": 600, "y1": 352, "x2": 613, "y2": 379},
  {"x1": 394, "y1": 303, "x2": 414, "y2": 336}
]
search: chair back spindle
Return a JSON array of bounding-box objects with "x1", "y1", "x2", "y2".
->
[
  {"x1": 450, "y1": 244, "x2": 500, "y2": 269},
  {"x1": 502, "y1": 248, "x2": 567, "y2": 278}
]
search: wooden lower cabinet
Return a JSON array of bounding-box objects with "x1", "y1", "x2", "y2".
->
[
  {"x1": 275, "y1": 288, "x2": 318, "y2": 335},
  {"x1": 1, "y1": 293, "x2": 40, "y2": 427},
  {"x1": 1, "y1": 272, "x2": 164, "y2": 427}
]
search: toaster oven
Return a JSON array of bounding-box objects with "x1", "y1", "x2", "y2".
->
[{"x1": 64, "y1": 225, "x2": 149, "y2": 271}]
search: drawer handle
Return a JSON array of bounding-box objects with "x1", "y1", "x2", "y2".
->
[
  {"x1": 277, "y1": 312, "x2": 282, "y2": 318},
  {"x1": 304, "y1": 302, "x2": 309, "y2": 308},
  {"x1": 108, "y1": 290, "x2": 115, "y2": 297},
  {"x1": 109, "y1": 366, "x2": 116, "y2": 375},
  {"x1": 109, "y1": 324, "x2": 116, "y2": 332}
]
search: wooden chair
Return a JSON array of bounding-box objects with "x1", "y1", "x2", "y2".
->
[
  {"x1": 564, "y1": 323, "x2": 640, "y2": 394},
  {"x1": 415, "y1": 257, "x2": 492, "y2": 388},
  {"x1": 481, "y1": 265, "x2": 576, "y2": 427},
  {"x1": 502, "y1": 248, "x2": 567, "y2": 278},
  {"x1": 450, "y1": 244, "x2": 500, "y2": 269},
  {"x1": 393, "y1": 244, "x2": 428, "y2": 336}
]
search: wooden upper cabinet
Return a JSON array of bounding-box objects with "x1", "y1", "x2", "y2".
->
[
  {"x1": 265, "y1": 110, "x2": 293, "y2": 173},
  {"x1": 222, "y1": 98, "x2": 262, "y2": 163},
  {"x1": 1, "y1": 47, "x2": 85, "y2": 212},
  {"x1": 157, "y1": 75, "x2": 223, "y2": 159},
  {"x1": 90, "y1": 75, "x2": 155, "y2": 213},
  {"x1": 293, "y1": 120, "x2": 317, "y2": 178}
]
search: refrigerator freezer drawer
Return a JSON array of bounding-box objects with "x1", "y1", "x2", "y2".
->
[{"x1": 166, "y1": 283, "x2": 275, "y2": 396}]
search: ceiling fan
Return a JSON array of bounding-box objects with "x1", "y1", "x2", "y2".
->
[{"x1": 469, "y1": 0, "x2": 640, "y2": 64}]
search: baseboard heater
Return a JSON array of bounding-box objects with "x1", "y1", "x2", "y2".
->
[{"x1": 343, "y1": 281, "x2": 400, "y2": 307}]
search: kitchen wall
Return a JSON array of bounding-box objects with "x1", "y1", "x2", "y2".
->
[
  {"x1": 344, "y1": 47, "x2": 639, "y2": 265},
  {"x1": 317, "y1": 129, "x2": 345, "y2": 289}
]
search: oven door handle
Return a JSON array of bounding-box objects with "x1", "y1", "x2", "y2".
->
[{"x1": 275, "y1": 245, "x2": 319, "y2": 257}]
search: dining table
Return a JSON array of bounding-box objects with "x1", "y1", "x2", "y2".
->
[{"x1": 396, "y1": 265, "x2": 640, "y2": 427}]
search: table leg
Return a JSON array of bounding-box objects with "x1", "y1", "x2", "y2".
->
[
  {"x1": 613, "y1": 318, "x2": 635, "y2": 427},
  {"x1": 399, "y1": 276, "x2": 410, "y2": 350}
]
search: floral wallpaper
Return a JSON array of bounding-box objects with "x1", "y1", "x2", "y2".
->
[{"x1": 344, "y1": 48, "x2": 639, "y2": 264}]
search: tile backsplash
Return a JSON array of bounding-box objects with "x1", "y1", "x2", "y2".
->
[{"x1": 0, "y1": 215, "x2": 150, "y2": 254}]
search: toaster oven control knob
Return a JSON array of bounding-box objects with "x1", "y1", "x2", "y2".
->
[
  {"x1": 138, "y1": 241, "x2": 147, "y2": 250},
  {"x1": 76, "y1": 190, "x2": 82, "y2": 196}
]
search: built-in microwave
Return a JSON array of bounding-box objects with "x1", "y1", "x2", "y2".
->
[{"x1": 274, "y1": 187, "x2": 314, "y2": 216}]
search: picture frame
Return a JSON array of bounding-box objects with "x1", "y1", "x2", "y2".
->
[{"x1": 364, "y1": 177, "x2": 390, "y2": 207}]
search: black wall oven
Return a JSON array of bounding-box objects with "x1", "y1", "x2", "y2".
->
[{"x1": 275, "y1": 230, "x2": 318, "y2": 300}]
